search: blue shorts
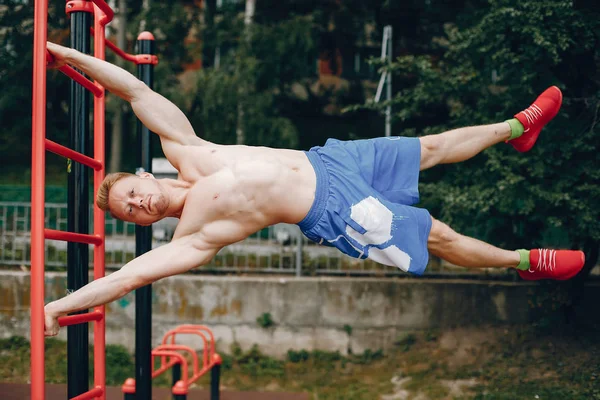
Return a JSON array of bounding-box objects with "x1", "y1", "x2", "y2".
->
[{"x1": 298, "y1": 137, "x2": 432, "y2": 275}]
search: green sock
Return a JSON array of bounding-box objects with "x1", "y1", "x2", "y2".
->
[
  {"x1": 515, "y1": 249, "x2": 530, "y2": 270},
  {"x1": 506, "y1": 118, "x2": 524, "y2": 140}
]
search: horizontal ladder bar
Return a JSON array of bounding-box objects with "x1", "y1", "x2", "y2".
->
[
  {"x1": 70, "y1": 386, "x2": 104, "y2": 400},
  {"x1": 59, "y1": 311, "x2": 103, "y2": 327},
  {"x1": 60, "y1": 65, "x2": 103, "y2": 97},
  {"x1": 45, "y1": 139, "x2": 103, "y2": 170},
  {"x1": 46, "y1": 51, "x2": 103, "y2": 97},
  {"x1": 90, "y1": 28, "x2": 158, "y2": 65},
  {"x1": 45, "y1": 229, "x2": 103, "y2": 246}
]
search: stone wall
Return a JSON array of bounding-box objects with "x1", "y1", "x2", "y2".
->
[{"x1": 2, "y1": 271, "x2": 598, "y2": 357}]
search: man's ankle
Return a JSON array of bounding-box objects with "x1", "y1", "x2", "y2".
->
[
  {"x1": 515, "y1": 249, "x2": 530, "y2": 270},
  {"x1": 506, "y1": 119, "x2": 525, "y2": 140}
]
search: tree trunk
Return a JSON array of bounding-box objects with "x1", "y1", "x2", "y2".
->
[
  {"x1": 108, "y1": 0, "x2": 127, "y2": 172},
  {"x1": 139, "y1": 0, "x2": 150, "y2": 32}
]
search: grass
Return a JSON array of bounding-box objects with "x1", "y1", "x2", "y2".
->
[{"x1": 1, "y1": 325, "x2": 599, "y2": 399}]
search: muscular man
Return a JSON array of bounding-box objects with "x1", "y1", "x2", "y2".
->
[{"x1": 44, "y1": 42, "x2": 585, "y2": 336}]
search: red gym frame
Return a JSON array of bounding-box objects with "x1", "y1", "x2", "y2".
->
[{"x1": 31, "y1": 1, "x2": 155, "y2": 399}]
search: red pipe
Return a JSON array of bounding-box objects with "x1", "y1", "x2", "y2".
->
[
  {"x1": 31, "y1": 1, "x2": 49, "y2": 399},
  {"x1": 163, "y1": 328, "x2": 210, "y2": 371},
  {"x1": 47, "y1": 51, "x2": 104, "y2": 97},
  {"x1": 45, "y1": 139, "x2": 103, "y2": 170},
  {"x1": 93, "y1": 5, "x2": 107, "y2": 399},
  {"x1": 91, "y1": 0, "x2": 114, "y2": 25},
  {"x1": 66, "y1": 0, "x2": 114, "y2": 26},
  {"x1": 173, "y1": 324, "x2": 217, "y2": 354},
  {"x1": 60, "y1": 65, "x2": 104, "y2": 97},
  {"x1": 90, "y1": 28, "x2": 158, "y2": 65},
  {"x1": 153, "y1": 344, "x2": 199, "y2": 377},
  {"x1": 32, "y1": 2, "x2": 113, "y2": 399},
  {"x1": 70, "y1": 386, "x2": 104, "y2": 400},
  {"x1": 151, "y1": 351, "x2": 189, "y2": 385},
  {"x1": 58, "y1": 311, "x2": 103, "y2": 327},
  {"x1": 151, "y1": 358, "x2": 179, "y2": 379},
  {"x1": 45, "y1": 229, "x2": 103, "y2": 245},
  {"x1": 163, "y1": 327, "x2": 212, "y2": 368}
]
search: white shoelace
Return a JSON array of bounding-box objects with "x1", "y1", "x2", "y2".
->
[
  {"x1": 521, "y1": 104, "x2": 543, "y2": 129},
  {"x1": 529, "y1": 249, "x2": 556, "y2": 273}
]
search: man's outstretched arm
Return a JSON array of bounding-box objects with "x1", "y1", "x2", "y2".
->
[
  {"x1": 46, "y1": 42, "x2": 206, "y2": 162},
  {"x1": 43, "y1": 234, "x2": 220, "y2": 336}
]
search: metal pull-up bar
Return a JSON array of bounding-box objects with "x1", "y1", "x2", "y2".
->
[
  {"x1": 32, "y1": 0, "x2": 160, "y2": 398},
  {"x1": 31, "y1": 0, "x2": 110, "y2": 397},
  {"x1": 46, "y1": 51, "x2": 104, "y2": 97}
]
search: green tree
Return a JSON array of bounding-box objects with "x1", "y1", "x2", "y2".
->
[
  {"x1": 0, "y1": 1, "x2": 70, "y2": 178},
  {"x1": 353, "y1": 0, "x2": 600, "y2": 282},
  {"x1": 185, "y1": 4, "x2": 317, "y2": 148}
]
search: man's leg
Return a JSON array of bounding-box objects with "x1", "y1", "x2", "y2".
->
[
  {"x1": 427, "y1": 217, "x2": 519, "y2": 268},
  {"x1": 427, "y1": 217, "x2": 585, "y2": 280},
  {"x1": 419, "y1": 122, "x2": 511, "y2": 171},
  {"x1": 419, "y1": 87, "x2": 563, "y2": 170}
]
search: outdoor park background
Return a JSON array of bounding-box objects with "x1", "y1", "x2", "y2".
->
[{"x1": 0, "y1": 0, "x2": 599, "y2": 399}]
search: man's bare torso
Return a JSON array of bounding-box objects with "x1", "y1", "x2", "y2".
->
[{"x1": 169, "y1": 142, "x2": 317, "y2": 247}]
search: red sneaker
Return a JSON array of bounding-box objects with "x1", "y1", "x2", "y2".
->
[
  {"x1": 518, "y1": 249, "x2": 585, "y2": 281},
  {"x1": 509, "y1": 86, "x2": 563, "y2": 152}
]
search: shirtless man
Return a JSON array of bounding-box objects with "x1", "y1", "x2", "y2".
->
[{"x1": 44, "y1": 42, "x2": 585, "y2": 336}]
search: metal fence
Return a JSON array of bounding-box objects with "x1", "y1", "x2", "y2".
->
[{"x1": 0, "y1": 201, "x2": 516, "y2": 277}]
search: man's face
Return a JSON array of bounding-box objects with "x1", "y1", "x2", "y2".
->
[{"x1": 108, "y1": 173, "x2": 170, "y2": 225}]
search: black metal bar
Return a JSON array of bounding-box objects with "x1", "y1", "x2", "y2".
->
[
  {"x1": 210, "y1": 364, "x2": 221, "y2": 400},
  {"x1": 134, "y1": 32, "x2": 156, "y2": 400},
  {"x1": 202, "y1": 0, "x2": 216, "y2": 68},
  {"x1": 172, "y1": 363, "x2": 182, "y2": 400},
  {"x1": 67, "y1": 9, "x2": 91, "y2": 399},
  {"x1": 124, "y1": 393, "x2": 136, "y2": 400}
]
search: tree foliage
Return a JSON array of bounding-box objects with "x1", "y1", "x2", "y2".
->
[
  {"x1": 353, "y1": 0, "x2": 600, "y2": 273},
  {"x1": 0, "y1": 1, "x2": 70, "y2": 172},
  {"x1": 184, "y1": 6, "x2": 317, "y2": 147}
]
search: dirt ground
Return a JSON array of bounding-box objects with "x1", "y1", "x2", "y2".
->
[
  {"x1": 375, "y1": 326, "x2": 600, "y2": 400},
  {"x1": 1, "y1": 324, "x2": 599, "y2": 400}
]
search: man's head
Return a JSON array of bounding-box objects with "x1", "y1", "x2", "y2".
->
[{"x1": 96, "y1": 172, "x2": 170, "y2": 225}]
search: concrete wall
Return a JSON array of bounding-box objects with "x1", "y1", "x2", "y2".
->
[{"x1": 1, "y1": 271, "x2": 598, "y2": 357}]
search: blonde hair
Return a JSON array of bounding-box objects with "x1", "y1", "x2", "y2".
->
[{"x1": 96, "y1": 172, "x2": 136, "y2": 212}]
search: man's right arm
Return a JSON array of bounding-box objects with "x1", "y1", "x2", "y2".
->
[
  {"x1": 46, "y1": 42, "x2": 206, "y2": 163},
  {"x1": 44, "y1": 233, "x2": 220, "y2": 336}
]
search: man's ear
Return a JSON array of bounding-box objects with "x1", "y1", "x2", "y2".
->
[{"x1": 138, "y1": 172, "x2": 155, "y2": 179}]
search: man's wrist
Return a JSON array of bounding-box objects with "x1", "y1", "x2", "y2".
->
[
  {"x1": 64, "y1": 47, "x2": 78, "y2": 66},
  {"x1": 44, "y1": 302, "x2": 63, "y2": 318}
]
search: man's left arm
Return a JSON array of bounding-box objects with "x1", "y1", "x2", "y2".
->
[{"x1": 44, "y1": 234, "x2": 219, "y2": 336}]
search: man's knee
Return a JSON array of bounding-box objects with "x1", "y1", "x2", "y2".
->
[
  {"x1": 419, "y1": 135, "x2": 445, "y2": 170},
  {"x1": 427, "y1": 217, "x2": 458, "y2": 250}
]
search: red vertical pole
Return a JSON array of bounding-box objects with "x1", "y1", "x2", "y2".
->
[
  {"x1": 93, "y1": 4, "x2": 107, "y2": 399},
  {"x1": 31, "y1": 1, "x2": 48, "y2": 399}
]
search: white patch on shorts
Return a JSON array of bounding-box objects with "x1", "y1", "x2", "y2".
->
[{"x1": 344, "y1": 196, "x2": 411, "y2": 271}]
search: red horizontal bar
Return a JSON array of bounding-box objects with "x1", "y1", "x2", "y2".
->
[
  {"x1": 45, "y1": 139, "x2": 103, "y2": 170},
  {"x1": 45, "y1": 229, "x2": 103, "y2": 246},
  {"x1": 90, "y1": 28, "x2": 158, "y2": 65},
  {"x1": 59, "y1": 311, "x2": 103, "y2": 327},
  {"x1": 47, "y1": 51, "x2": 103, "y2": 97},
  {"x1": 70, "y1": 386, "x2": 104, "y2": 400},
  {"x1": 60, "y1": 65, "x2": 103, "y2": 97}
]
